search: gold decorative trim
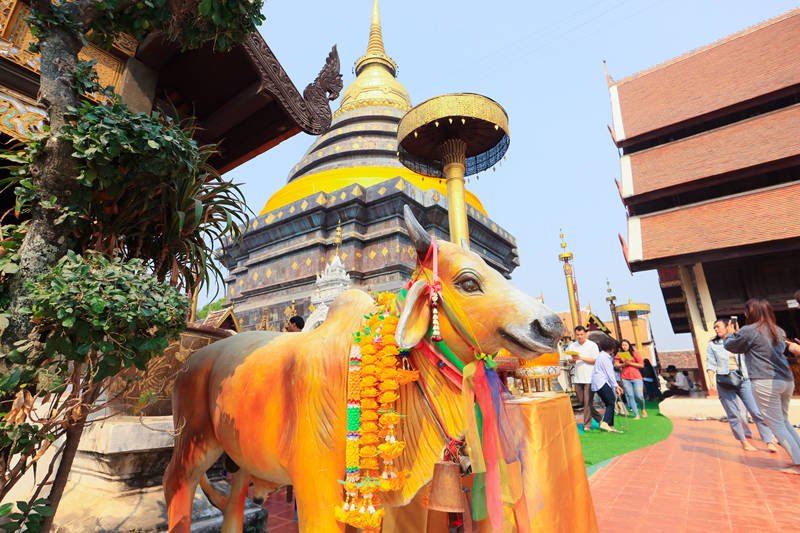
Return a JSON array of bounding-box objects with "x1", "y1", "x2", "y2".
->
[
  {"x1": 112, "y1": 33, "x2": 137, "y2": 57},
  {"x1": 0, "y1": 0, "x2": 129, "y2": 100},
  {"x1": 441, "y1": 138, "x2": 467, "y2": 167},
  {"x1": 0, "y1": 0, "x2": 18, "y2": 39},
  {"x1": 397, "y1": 93, "x2": 509, "y2": 142},
  {"x1": 333, "y1": 96, "x2": 411, "y2": 118}
]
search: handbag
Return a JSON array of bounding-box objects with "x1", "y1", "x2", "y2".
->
[{"x1": 716, "y1": 354, "x2": 744, "y2": 390}]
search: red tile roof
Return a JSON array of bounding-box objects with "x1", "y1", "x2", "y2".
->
[
  {"x1": 612, "y1": 9, "x2": 800, "y2": 142},
  {"x1": 657, "y1": 350, "x2": 699, "y2": 370},
  {"x1": 637, "y1": 182, "x2": 800, "y2": 262},
  {"x1": 628, "y1": 104, "x2": 800, "y2": 196}
]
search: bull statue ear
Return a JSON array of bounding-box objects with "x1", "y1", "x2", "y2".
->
[
  {"x1": 403, "y1": 205, "x2": 432, "y2": 259},
  {"x1": 396, "y1": 279, "x2": 432, "y2": 349}
]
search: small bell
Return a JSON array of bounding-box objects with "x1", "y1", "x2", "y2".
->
[{"x1": 427, "y1": 461, "x2": 465, "y2": 512}]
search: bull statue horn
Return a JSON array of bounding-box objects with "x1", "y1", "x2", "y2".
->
[{"x1": 403, "y1": 205, "x2": 432, "y2": 258}]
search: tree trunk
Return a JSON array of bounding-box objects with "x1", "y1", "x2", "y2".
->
[
  {"x1": 38, "y1": 418, "x2": 85, "y2": 532},
  {"x1": 39, "y1": 362, "x2": 96, "y2": 532},
  {"x1": 5, "y1": 3, "x2": 83, "y2": 343}
]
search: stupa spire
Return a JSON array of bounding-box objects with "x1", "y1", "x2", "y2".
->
[
  {"x1": 355, "y1": 0, "x2": 397, "y2": 76},
  {"x1": 334, "y1": 0, "x2": 411, "y2": 117}
]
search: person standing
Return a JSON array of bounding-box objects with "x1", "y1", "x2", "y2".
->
[
  {"x1": 641, "y1": 359, "x2": 661, "y2": 401},
  {"x1": 567, "y1": 326, "x2": 602, "y2": 431},
  {"x1": 591, "y1": 334, "x2": 624, "y2": 433},
  {"x1": 725, "y1": 299, "x2": 800, "y2": 475},
  {"x1": 707, "y1": 318, "x2": 777, "y2": 452},
  {"x1": 614, "y1": 339, "x2": 647, "y2": 420}
]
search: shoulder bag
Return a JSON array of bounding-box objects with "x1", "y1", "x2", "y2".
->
[{"x1": 716, "y1": 354, "x2": 744, "y2": 390}]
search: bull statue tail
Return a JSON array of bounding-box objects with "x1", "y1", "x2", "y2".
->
[{"x1": 199, "y1": 474, "x2": 229, "y2": 510}]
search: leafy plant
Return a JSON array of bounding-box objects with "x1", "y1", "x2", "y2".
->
[
  {"x1": 27, "y1": 0, "x2": 264, "y2": 53},
  {"x1": 0, "y1": 220, "x2": 26, "y2": 337},
  {"x1": 1, "y1": 252, "x2": 188, "y2": 504},
  {"x1": 0, "y1": 498, "x2": 53, "y2": 532},
  {"x1": 0, "y1": 0, "x2": 264, "y2": 525},
  {"x1": 2, "y1": 100, "x2": 249, "y2": 293},
  {"x1": 23, "y1": 251, "x2": 189, "y2": 378}
]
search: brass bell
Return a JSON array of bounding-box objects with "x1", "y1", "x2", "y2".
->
[{"x1": 427, "y1": 461, "x2": 465, "y2": 512}]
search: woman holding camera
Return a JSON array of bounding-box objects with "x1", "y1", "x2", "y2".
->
[
  {"x1": 724, "y1": 299, "x2": 800, "y2": 474},
  {"x1": 707, "y1": 318, "x2": 776, "y2": 451}
]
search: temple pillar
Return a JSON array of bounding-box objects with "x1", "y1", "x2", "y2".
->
[{"x1": 678, "y1": 263, "x2": 717, "y2": 391}]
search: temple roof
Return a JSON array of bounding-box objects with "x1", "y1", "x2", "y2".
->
[
  {"x1": 609, "y1": 9, "x2": 800, "y2": 147},
  {"x1": 137, "y1": 32, "x2": 342, "y2": 173},
  {"x1": 260, "y1": 0, "x2": 487, "y2": 215}
]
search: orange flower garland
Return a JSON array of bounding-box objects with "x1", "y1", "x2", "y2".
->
[{"x1": 334, "y1": 293, "x2": 418, "y2": 531}]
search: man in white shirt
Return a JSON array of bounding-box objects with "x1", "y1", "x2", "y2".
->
[
  {"x1": 566, "y1": 326, "x2": 602, "y2": 431},
  {"x1": 663, "y1": 367, "x2": 692, "y2": 398},
  {"x1": 675, "y1": 371, "x2": 690, "y2": 391}
]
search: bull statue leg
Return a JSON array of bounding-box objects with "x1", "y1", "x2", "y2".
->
[
  {"x1": 164, "y1": 353, "x2": 224, "y2": 532},
  {"x1": 290, "y1": 457, "x2": 346, "y2": 533},
  {"x1": 163, "y1": 426, "x2": 222, "y2": 532},
  {"x1": 221, "y1": 469, "x2": 252, "y2": 533}
]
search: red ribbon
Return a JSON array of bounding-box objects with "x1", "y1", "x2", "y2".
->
[
  {"x1": 472, "y1": 362, "x2": 503, "y2": 531},
  {"x1": 416, "y1": 340, "x2": 463, "y2": 389}
]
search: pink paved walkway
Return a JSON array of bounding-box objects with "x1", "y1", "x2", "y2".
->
[
  {"x1": 263, "y1": 419, "x2": 800, "y2": 532},
  {"x1": 590, "y1": 418, "x2": 800, "y2": 533},
  {"x1": 263, "y1": 487, "x2": 298, "y2": 532}
]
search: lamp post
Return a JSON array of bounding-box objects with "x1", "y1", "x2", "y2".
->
[
  {"x1": 397, "y1": 93, "x2": 509, "y2": 247},
  {"x1": 559, "y1": 231, "x2": 581, "y2": 333},
  {"x1": 616, "y1": 298, "x2": 651, "y2": 355},
  {"x1": 606, "y1": 280, "x2": 622, "y2": 341}
]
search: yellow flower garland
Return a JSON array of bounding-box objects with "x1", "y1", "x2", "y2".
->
[{"x1": 334, "y1": 293, "x2": 418, "y2": 532}]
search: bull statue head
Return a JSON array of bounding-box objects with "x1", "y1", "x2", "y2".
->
[{"x1": 396, "y1": 205, "x2": 563, "y2": 361}]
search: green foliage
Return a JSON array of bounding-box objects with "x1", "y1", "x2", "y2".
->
[
  {"x1": 65, "y1": 100, "x2": 200, "y2": 190},
  {"x1": 0, "y1": 0, "x2": 262, "y2": 518},
  {"x1": 197, "y1": 298, "x2": 225, "y2": 320},
  {"x1": 0, "y1": 499, "x2": 54, "y2": 532},
  {"x1": 88, "y1": 0, "x2": 264, "y2": 51},
  {"x1": 0, "y1": 221, "x2": 27, "y2": 336},
  {"x1": 72, "y1": 59, "x2": 116, "y2": 99},
  {"x1": 24, "y1": 5, "x2": 81, "y2": 54},
  {"x1": 2, "y1": 99, "x2": 249, "y2": 293},
  {"x1": 21, "y1": 251, "x2": 188, "y2": 381},
  {"x1": 26, "y1": 0, "x2": 264, "y2": 53}
]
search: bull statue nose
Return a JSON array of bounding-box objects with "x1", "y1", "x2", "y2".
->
[{"x1": 531, "y1": 314, "x2": 564, "y2": 344}]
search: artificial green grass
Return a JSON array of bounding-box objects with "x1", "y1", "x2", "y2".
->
[{"x1": 579, "y1": 401, "x2": 673, "y2": 466}]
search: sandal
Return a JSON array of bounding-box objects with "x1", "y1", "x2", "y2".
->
[
  {"x1": 779, "y1": 466, "x2": 800, "y2": 475},
  {"x1": 599, "y1": 422, "x2": 622, "y2": 433},
  {"x1": 766, "y1": 443, "x2": 779, "y2": 453}
]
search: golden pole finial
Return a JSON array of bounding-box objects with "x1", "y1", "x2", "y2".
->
[{"x1": 605, "y1": 279, "x2": 616, "y2": 302}]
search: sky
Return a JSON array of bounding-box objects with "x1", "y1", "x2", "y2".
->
[{"x1": 216, "y1": 0, "x2": 799, "y2": 350}]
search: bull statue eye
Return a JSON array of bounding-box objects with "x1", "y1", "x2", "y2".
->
[{"x1": 457, "y1": 278, "x2": 481, "y2": 293}]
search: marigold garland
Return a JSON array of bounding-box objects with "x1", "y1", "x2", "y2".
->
[{"x1": 334, "y1": 293, "x2": 418, "y2": 532}]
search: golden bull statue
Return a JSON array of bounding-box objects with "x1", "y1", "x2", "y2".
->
[{"x1": 164, "y1": 206, "x2": 563, "y2": 532}]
